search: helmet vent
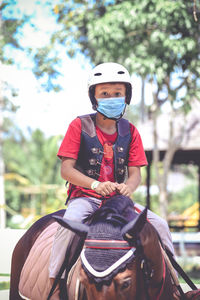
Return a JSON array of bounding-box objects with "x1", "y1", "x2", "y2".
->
[
  {"x1": 94, "y1": 73, "x2": 102, "y2": 76},
  {"x1": 118, "y1": 71, "x2": 125, "y2": 74}
]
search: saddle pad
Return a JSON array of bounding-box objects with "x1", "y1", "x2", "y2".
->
[{"x1": 19, "y1": 222, "x2": 59, "y2": 300}]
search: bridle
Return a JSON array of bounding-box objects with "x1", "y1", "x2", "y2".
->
[
  {"x1": 81, "y1": 236, "x2": 166, "y2": 300},
  {"x1": 51, "y1": 203, "x2": 199, "y2": 300},
  {"x1": 81, "y1": 239, "x2": 136, "y2": 279},
  {"x1": 134, "y1": 234, "x2": 166, "y2": 300}
]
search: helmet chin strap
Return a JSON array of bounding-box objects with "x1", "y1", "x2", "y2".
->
[{"x1": 96, "y1": 104, "x2": 127, "y2": 121}]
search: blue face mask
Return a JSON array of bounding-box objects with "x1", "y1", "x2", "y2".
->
[{"x1": 96, "y1": 97, "x2": 126, "y2": 119}]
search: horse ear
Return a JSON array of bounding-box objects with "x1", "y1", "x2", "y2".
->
[
  {"x1": 53, "y1": 216, "x2": 89, "y2": 237},
  {"x1": 121, "y1": 207, "x2": 148, "y2": 241}
]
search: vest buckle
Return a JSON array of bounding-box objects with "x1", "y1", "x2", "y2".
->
[
  {"x1": 89, "y1": 159, "x2": 100, "y2": 166},
  {"x1": 117, "y1": 168, "x2": 125, "y2": 175},
  {"x1": 118, "y1": 158, "x2": 125, "y2": 164},
  {"x1": 87, "y1": 169, "x2": 100, "y2": 177},
  {"x1": 117, "y1": 146, "x2": 124, "y2": 152},
  {"x1": 91, "y1": 147, "x2": 104, "y2": 155},
  {"x1": 91, "y1": 147, "x2": 99, "y2": 154}
]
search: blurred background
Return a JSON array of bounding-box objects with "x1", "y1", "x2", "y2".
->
[{"x1": 0, "y1": 0, "x2": 200, "y2": 296}]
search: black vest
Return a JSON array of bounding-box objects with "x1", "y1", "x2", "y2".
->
[{"x1": 75, "y1": 113, "x2": 131, "y2": 183}]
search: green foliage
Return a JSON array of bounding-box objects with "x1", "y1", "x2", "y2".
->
[
  {"x1": 134, "y1": 182, "x2": 198, "y2": 218},
  {"x1": 133, "y1": 163, "x2": 199, "y2": 217},
  {"x1": 44, "y1": 0, "x2": 200, "y2": 108},
  {"x1": 0, "y1": 2, "x2": 24, "y2": 140},
  {"x1": 2, "y1": 0, "x2": 200, "y2": 222},
  {"x1": 2, "y1": 82, "x2": 19, "y2": 134},
  {"x1": 0, "y1": 1, "x2": 24, "y2": 63},
  {"x1": 0, "y1": 3, "x2": 66, "y2": 225},
  {"x1": 1, "y1": 1, "x2": 61, "y2": 92},
  {"x1": 169, "y1": 184, "x2": 198, "y2": 214},
  {"x1": 124, "y1": 103, "x2": 140, "y2": 125},
  {"x1": 0, "y1": 281, "x2": 9, "y2": 290},
  {"x1": 32, "y1": 46, "x2": 62, "y2": 92},
  {"x1": 4, "y1": 129, "x2": 62, "y2": 184},
  {"x1": 177, "y1": 260, "x2": 200, "y2": 279},
  {"x1": 134, "y1": 191, "x2": 160, "y2": 215},
  {"x1": 3, "y1": 128, "x2": 66, "y2": 224}
]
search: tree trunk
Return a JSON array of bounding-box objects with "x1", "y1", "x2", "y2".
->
[
  {"x1": 151, "y1": 82, "x2": 163, "y2": 214},
  {"x1": 159, "y1": 185, "x2": 168, "y2": 219},
  {"x1": 151, "y1": 87, "x2": 181, "y2": 219},
  {"x1": 0, "y1": 68, "x2": 6, "y2": 229},
  {"x1": 140, "y1": 77, "x2": 145, "y2": 123},
  {"x1": 152, "y1": 98, "x2": 189, "y2": 218}
]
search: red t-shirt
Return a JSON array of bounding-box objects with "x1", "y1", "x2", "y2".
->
[{"x1": 58, "y1": 117, "x2": 148, "y2": 199}]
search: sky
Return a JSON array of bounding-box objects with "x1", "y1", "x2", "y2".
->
[
  {"x1": 2, "y1": 0, "x2": 94, "y2": 136},
  {"x1": 3, "y1": 57, "x2": 93, "y2": 136},
  {"x1": 2, "y1": 0, "x2": 151, "y2": 137}
]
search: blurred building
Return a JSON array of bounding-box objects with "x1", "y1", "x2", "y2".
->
[{"x1": 137, "y1": 101, "x2": 200, "y2": 230}]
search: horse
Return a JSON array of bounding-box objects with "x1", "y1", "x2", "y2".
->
[
  {"x1": 10, "y1": 195, "x2": 200, "y2": 300},
  {"x1": 9, "y1": 209, "x2": 66, "y2": 300}
]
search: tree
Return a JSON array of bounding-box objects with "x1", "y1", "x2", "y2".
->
[
  {"x1": 33, "y1": 0, "x2": 200, "y2": 218},
  {"x1": 0, "y1": 1, "x2": 25, "y2": 227},
  {"x1": 4, "y1": 128, "x2": 64, "y2": 223}
]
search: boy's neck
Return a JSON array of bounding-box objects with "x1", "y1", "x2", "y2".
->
[{"x1": 96, "y1": 112, "x2": 117, "y2": 134}]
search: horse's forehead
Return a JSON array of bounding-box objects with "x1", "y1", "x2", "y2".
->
[
  {"x1": 80, "y1": 262, "x2": 137, "y2": 300},
  {"x1": 113, "y1": 264, "x2": 135, "y2": 281}
]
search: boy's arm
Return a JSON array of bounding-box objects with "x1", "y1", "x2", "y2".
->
[
  {"x1": 116, "y1": 166, "x2": 141, "y2": 197},
  {"x1": 61, "y1": 157, "x2": 117, "y2": 196}
]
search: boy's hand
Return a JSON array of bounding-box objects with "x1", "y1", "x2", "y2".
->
[
  {"x1": 95, "y1": 181, "x2": 117, "y2": 196},
  {"x1": 116, "y1": 183, "x2": 131, "y2": 197}
]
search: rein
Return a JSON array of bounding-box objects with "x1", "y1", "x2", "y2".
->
[
  {"x1": 165, "y1": 248, "x2": 198, "y2": 291},
  {"x1": 135, "y1": 235, "x2": 152, "y2": 300},
  {"x1": 135, "y1": 235, "x2": 166, "y2": 300}
]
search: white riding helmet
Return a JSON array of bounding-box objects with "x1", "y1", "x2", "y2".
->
[{"x1": 88, "y1": 62, "x2": 132, "y2": 109}]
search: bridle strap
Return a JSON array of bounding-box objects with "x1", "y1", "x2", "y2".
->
[
  {"x1": 85, "y1": 239, "x2": 132, "y2": 249},
  {"x1": 165, "y1": 247, "x2": 198, "y2": 291},
  {"x1": 135, "y1": 235, "x2": 151, "y2": 300},
  {"x1": 135, "y1": 237, "x2": 168, "y2": 300},
  {"x1": 160, "y1": 245, "x2": 187, "y2": 299},
  {"x1": 155, "y1": 254, "x2": 166, "y2": 300}
]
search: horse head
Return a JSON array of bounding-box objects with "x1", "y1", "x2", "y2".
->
[{"x1": 54, "y1": 196, "x2": 173, "y2": 300}]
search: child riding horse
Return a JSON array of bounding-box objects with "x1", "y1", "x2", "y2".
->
[{"x1": 49, "y1": 63, "x2": 175, "y2": 299}]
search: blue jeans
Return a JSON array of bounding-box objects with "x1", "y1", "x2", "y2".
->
[{"x1": 63, "y1": 197, "x2": 102, "y2": 221}]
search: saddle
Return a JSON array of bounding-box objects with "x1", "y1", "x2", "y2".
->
[{"x1": 19, "y1": 222, "x2": 84, "y2": 300}]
